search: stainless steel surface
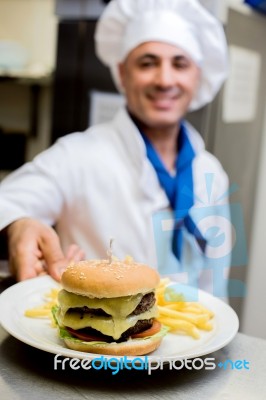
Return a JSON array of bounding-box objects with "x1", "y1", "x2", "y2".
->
[{"x1": 0, "y1": 277, "x2": 265, "y2": 400}]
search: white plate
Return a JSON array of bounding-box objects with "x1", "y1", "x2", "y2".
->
[{"x1": 0, "y1": 276, "x2": 239, "y2": 363}]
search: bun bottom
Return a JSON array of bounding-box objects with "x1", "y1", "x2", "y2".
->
[{"x1": 64, "y1": 336, "x2": 162, "y2": 356}]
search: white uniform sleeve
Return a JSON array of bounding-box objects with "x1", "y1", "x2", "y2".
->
[{"x1": 0, "y1": 140, "x2": 70, "y2": 230}]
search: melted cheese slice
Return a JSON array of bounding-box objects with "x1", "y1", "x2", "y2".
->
[
  {"x1": 58, "y1": 289, "x2": 144, "y2": 318},
  {"x1": 57, "y1": 305, "x2": 157, "y2": 340},
  {"x1": 57, "y1": 289, "x2": 157, "y2": 340}
]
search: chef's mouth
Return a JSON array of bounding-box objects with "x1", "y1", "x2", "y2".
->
[
  {"x1": 147, "y1": 94, "x2": 179, "y2": 109},
  {"x1": 146, "y1": 89, "x2": 181, "y2": 104}
]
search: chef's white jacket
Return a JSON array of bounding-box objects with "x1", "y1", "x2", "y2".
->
[{"x1": 0, "y1": 108, "x2": 231, "y2": 299}]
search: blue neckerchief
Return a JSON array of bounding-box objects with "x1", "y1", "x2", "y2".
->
[{"x1": 140, "y1": 122, "x2": 206, "y2": 260}]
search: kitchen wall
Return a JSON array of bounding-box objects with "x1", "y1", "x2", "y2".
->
[
  {"x1": 0, "y1": 0, "x2": 57, "y2": 71},
  {"x1": 0, "y1": 0, "x2": 57, "y2": 163},
  {"x1": 241, "y1": 102, "x2": 266, "y2": 339},
  {"x1": 220, "y1": 0, "x2": 266, "y2": 339},
  {"x1": 223, "y1": 0, "x2": 266, "y2": 340}
]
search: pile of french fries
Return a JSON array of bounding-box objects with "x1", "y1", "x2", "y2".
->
[
  {"x1": 24, "y1": 288, "x2": 59, "y2": 319},
  {"x1": 156, "y1": 278, "x2": 214, "y2": 339}
]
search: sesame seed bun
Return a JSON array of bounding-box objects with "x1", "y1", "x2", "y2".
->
[{"x1": 61, "y1": 259, "x2": 160, "y2": 298}]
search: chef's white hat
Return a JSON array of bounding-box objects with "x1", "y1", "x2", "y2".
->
[{"x1": 95, "y1": 0, "x2": 228, "y2": 111}]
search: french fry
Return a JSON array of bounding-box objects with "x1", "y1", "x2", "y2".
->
[
  {"x1": 158, "y1": 316, "x2": 200, "y2": 339},
  {"x1": 196, "y1": 321, "x2": 213, "y2": 331},
  {"x1": 44, "y1": 288, "x2": 59, "y2": 301},
  {"x1": 188, "y1": 303, "x2": 215, "y2": 318},
  {"x1": 161, "y1": 302, "x2": 187, "y2": 311},
  {"x1": 24, "y1": 308, "x2": 52, "y2": 318},
  {"x1": 158, "y1": 278, "x2": 171, "y2": 287}
]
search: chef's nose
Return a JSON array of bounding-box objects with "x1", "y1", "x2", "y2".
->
[{"x1": 155, "y1": 62, "x2": 175, "y2": 87}]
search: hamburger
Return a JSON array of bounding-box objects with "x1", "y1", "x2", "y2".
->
[{"x1": 53, "y1": 259, "x2": 168, "y2": 355}]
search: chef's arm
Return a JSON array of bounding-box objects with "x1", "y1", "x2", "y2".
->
[{"x1": 0, "y1": 139, "x2": 85, "y2": 281}]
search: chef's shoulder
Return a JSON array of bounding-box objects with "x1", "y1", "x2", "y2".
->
[
  {"x1": 185, "y1": 121, "x2": 229, "y2": 193},
  {"x1": 193, "y1": 149, "x2": 229, "y2": 204},
  {"x1": 184, "y1": 121, "x2": 228, "y2": 185},
  {"x1": 57, "y1": 121, "x2": 116, "y2": 157},
  {"x1": 195, "y1": 149, "x2": 228, "y2": 181},
  {"x1": 34, "y1": 121, "x2": 116, "y2": 168}
]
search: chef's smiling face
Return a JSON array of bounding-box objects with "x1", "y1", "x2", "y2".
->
[{"x1": 119, "y1": 41, "x2": 201, "y2": 130}]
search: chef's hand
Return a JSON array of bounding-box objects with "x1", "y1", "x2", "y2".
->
[{"x1": 7, "y1": 218, "x2": 85, "y2": 281}]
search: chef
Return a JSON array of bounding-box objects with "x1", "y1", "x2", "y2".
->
[{"x1": 0, "y1": 0, "x2": 231, "y2": 300}]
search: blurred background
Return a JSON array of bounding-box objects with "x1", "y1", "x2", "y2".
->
[{"x1": 0, "y1": 0, "x2": 266, "y2": 339}]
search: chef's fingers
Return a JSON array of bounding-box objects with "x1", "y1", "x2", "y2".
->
[
  {"x1": 38, "y1": 228, "x2": 68, "y2": 282},
  {"x1": 7, "y1": 220, "x2": 38, "y2": 280},
  {"x1": 10, "y1": 248, "x2": 45, "y2": 281},
  {"x1": 7, "y1": 218, "x2": 66, "y2": 282},
  {"x1": 66, "y1": 244, "x2": 86, "y2": 262},
  {"x1": 38, "y1": 270, "x2": 48, "y2": 277}
]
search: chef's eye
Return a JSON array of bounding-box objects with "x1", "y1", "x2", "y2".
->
[
  {"x1": 139, "y1": 61, "x2": 155, "y2": 68},
  {"x1": 138, "y1": 57, "x2": 158, "y2": 68},
  {"x1": 173, "y1": 57, "x2": 190, "y2": 69}
]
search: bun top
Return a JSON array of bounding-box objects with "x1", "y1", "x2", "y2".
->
[{"x1": 61, "y1": 259, "x2": 160, "y2": 298}]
